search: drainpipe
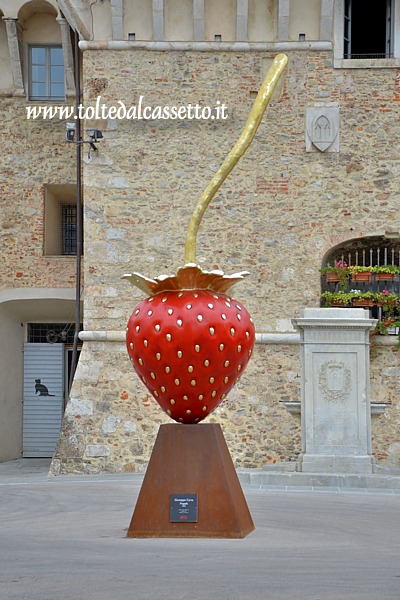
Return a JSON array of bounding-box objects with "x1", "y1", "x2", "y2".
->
[{"x1": 68, "y1": 28, "x2": 82, "y2": 392}]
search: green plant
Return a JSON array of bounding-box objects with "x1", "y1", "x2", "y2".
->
[
  {"x1": 377, "y1": 291, "x2": 400, "y2": 316},
  {"x1": 375, "y1": 318, "x2": 400, "y2": 335},
  {"x1": 321, "y1": 291, "x2": 354, "y2": 306},
  {"x1": 322, "y1": 290, "x2": 393, "y2": 307},
  {"x1": 322, "y1": 288, "x2": 400, "y2": 339},
  {"x1": 320, "y1": 263, "x2": 400, "y2": 283},
  {"x1": 352, "y1": 290, "x2": 375, "y2": 300},
  {"x1": 372, "y1": 265, "x2": 400, "y2": 274},
  {"x1": 348, "y1": 265, "x2": 374, "y2": 274}
]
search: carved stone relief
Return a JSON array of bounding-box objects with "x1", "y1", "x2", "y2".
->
[
  {"x1": 306, "y1": 108, "x2": 340, "y2": 153},
  {"x1": 318, "y1": 360, "x2": 351, "y2": 403}
]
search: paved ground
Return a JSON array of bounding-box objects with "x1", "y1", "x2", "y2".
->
[{"x1": 0, "y1": 459, "x2": 400, "y2": 600}]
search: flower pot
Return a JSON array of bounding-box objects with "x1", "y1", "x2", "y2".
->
[
  {"x1": 352, "y1": 298, "x2": 373, "y2": 307},
  {"x1": 375, "y1": 273, "x2": 396, "y2": 281},
  {"x1": 325, "y1": 272, "x2": 340, "y2": 283},
  {"x1": 351, "y1": 272, "x2": 372, "y2": 282},
  {"x1": 387, "y1": 327, "x2": 399, "y2": 335}
]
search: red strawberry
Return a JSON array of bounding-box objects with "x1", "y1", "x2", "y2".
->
[{"x1": 124, "y1": 267, "x2": 255, "y2": 424}]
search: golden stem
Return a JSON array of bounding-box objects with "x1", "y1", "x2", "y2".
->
[{"x1": 184, "y1": 53, "x2": 288, "y2": 265}]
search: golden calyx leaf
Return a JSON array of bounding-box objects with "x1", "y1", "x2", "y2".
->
[{"x1": 123, "y1": 263, "x2": 250, "y2": 295}]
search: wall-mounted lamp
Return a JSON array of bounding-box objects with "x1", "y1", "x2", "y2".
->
[
  {"x1": 66, "y1": 121, "x2": 76, "y2": 142},
  {"x1": 65, "y1": 122, "x2": 103, "y2": 153},
  {"x1": 86, "y1": 128, "x2": 103, "y2": 150}
]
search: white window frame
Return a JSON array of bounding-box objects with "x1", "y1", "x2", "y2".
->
[{"x1": 334, "y1": 0, "x2": 400, "y2": 68}]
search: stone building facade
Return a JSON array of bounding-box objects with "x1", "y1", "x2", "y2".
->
[{"x1": 1, "y1": 0, "x2": 400, "y2": 472}]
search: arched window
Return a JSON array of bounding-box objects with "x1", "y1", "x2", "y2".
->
[
  {"x1": 321, "y1": 236, "x2": 400, "y2": 335},
  {"x1": 323, "y1": 236, "x2": 400, "y2": 269},
  {"x1": 18, "y1": 0, "x2": 66, "y2": 101}
]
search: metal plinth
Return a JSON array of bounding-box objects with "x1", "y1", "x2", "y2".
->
[{"x1": 127, "y1": 423, "x2": 255, "y2": 538}]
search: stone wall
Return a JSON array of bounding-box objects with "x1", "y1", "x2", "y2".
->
[
  {"x1": 51, "y1": 48, "x2": 400, "y2": 473},
  {"x1": 370, "y1": 340, "x2": 400, "y2": 466},
  {"x1": 0, "y1": 98, "x2": 76, "y2": 291},
  {"x1": 52, "y1": 339, "x2": 302, "y2": 474}
]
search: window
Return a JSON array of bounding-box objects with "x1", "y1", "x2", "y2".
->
[
  {"x1": 334, "y1": 0, "x2": 400, "y2": 67},
  {"x1": 44, "y1": 184, "x2": 81, "y2": 256},
  {"x1": 344, "y1": 0, "x2": 392, "y2": 59},
  {"x1": 29, "y1": 45, "x2": 65, "y2": 101}
]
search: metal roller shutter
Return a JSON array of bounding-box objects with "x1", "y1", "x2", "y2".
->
[{"x1": 23, "y1": 343, "x2": 64, "y2": 457}]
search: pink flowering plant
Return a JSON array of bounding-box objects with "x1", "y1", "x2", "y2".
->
[
  {"x1": 320, "y1": 260, "x2": 350, "y2": 290},
  {"x1": 335, "y1": 260, "x2": 347, "y2": 269},
  {"x1": 379, "y1": 290, "x2": 399, "y2": 317}
]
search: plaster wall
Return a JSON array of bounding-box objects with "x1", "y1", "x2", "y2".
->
[
  {"x1": 204, "y1": 0, "x2": 236, "y2": 42},
  {"x1": 0, "y1": 0, "x2": 59, "y2": 19},
  {"x1": 288, "y1": 0, "x2": 321, "y2": 41},
  {"x1": 248, "y1": 0, "x2": 277, "y2": 42},
  {"x1": 0, "y1": 304, "x2": 23, "y2": 460},
  {"x1": 123, "y1": 0, "x2": 153, "y2": 41},
  {"x1": 21, "y1": 12, "x2": 61, "y2": 43},
  {"x1": 92, "y1": 0, "x2": 112, "y2": 40},
  {"x1": 90, "y1": 0, "x2": 326, "y2": 43},
  {"x1": 164, "y1": 0, "x2": 194, "y2": 42}
]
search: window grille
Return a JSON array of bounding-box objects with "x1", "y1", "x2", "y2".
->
[
  {"x1": 28, "y1": 323, "x2": 80, "y2": 345},
  {"x1": 324, "y1": 240, "x2": 400, "y2": 269},
  {"x1": 62, "y1": 204, "x2": 77, "y2": 256}
]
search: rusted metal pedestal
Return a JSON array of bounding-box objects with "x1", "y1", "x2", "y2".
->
[{"x1": 127, "y1": 423, "x2": 254, "y2": 538}]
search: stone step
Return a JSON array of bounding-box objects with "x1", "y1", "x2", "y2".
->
[{"x1": 237, "y1": 468, "x2": 400, "y2": 490}]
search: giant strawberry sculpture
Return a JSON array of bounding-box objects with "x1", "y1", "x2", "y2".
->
[{"x1": 124, "y1": 54, "x2": 288, "y2": 425}]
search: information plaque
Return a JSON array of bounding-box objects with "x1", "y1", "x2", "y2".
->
[{"x1": 170, "y1": 494, "x2": 198, "y2": 523}]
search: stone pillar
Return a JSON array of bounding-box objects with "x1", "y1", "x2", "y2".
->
[
  {"x1": 57, "y1": 17, "x2": 76, "y2": 97},
  {"x1": 2, "y1": 17, "x2": 24, "y2": 96},
  {"x1": 320, "y1": 0, "x2": 333, "y2": 41},
  {"x1": 193, "y1": 0, "x2": 205, "y2": 41},
  {"x1": 110, "y1": 0, "x2": 124, "y2": 40},
  {"x1": 292, "y1": 308, "x2": 377, "y2": 474},
  {"x1": 236, "y1": 0, "x2": 248, "y2": 42},
  {"x1": 152, "y1": 0, "x2": 164, "y2": 41},
  {"x1": 277, "y1": 0, "x2": 289, "y2": 41}
]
